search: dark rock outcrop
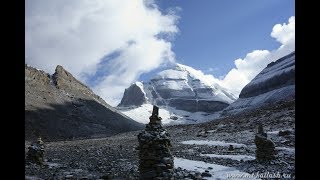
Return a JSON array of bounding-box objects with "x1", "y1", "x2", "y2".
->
[
  {"x1": 25, "y1": 65, "x2": 143, "y2": 141},
  {"x1": 168, "y1": 99, "x2": 229, "y2": 113},
  {"x1": 138, "y1": 106, "x2": 174, "y2": 179},
  {"x1": 118, "y1": 82, "x2": 147, "y2": 107},
  {"x1": 278, "y1": 130, "x2": 291, "y2": 136}
]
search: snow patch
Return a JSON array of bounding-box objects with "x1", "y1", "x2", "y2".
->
[
  {"x1": 134, "y1": 81, "x2": 147, "y2": 98},
  {"x1": 180, "y1": 140, "x2": 247, "y2": 148},
  {"x1": 201, "y1": 154, "x2": 255, "y2": 161},
  {"x1": 153, "y1": 69, "x2": 188, "y2": 80},
  {"x1": 174, "y1": 157, "x2": 258, "y2": 180},
  {"x1": 47, "y1": 162, "x2": 61, "y2": 169},
  {"x1": 25, "y1": 176, "x2": 44, "y2": 180},
  {"x1": 276, "y1": 147, "x2": 295, "y2": 154},
  {"x1": 267, "y1": 131, "x2": 280, "y2": 135},
  {"x1": 154, "y1": 80, "x2": 191, "y2": 91},
  {"x1": 119, "y1": 103, "x2": 221, "y2": 125},
  {"x1": 120, "y1": 104, "x2": 171, "y2": 124}
]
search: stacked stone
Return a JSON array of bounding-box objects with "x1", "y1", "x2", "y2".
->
[
  {"x1": 138, "y1": 106, "x2": 174, "y2": 179},
  {"x1": 254, "y1": 124, "x2": 276, "y2": 161},
  {"x1": 26, "y1": 137, "x2": 45, "y2": 165}
]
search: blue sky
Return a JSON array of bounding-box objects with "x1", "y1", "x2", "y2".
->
[
  {"x1": 141, "y1": 0, "x2": 295, "y2": 80},
  {"x1": 26, "y1": 0, "x2": 295, "y2": 105}
]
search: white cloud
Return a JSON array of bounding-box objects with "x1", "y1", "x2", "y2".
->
[
  {"x1": 26, "y1": 0, "x2": 179, "y2": 106},
  {"x1": 271, "y1": 16, "x2": 295, "y2": 46},
  {"x1": 26, "y1": 1, "x2": 294, "y2": 105},
  {"x1": 220, "y1": 16, "x2": 295, "y2": 96}
]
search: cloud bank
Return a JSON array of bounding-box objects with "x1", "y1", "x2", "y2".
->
[
  {"x1": 26, "y1": 0, "x2": 179, "y2": 106},
  {"x1": 26, "y1": 0, "x2": 294, "y2": 105},
  {"x1": 220, "y1": 16, "x2": 295, "y2": 96}
]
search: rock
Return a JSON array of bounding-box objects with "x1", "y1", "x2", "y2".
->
[
  {"x1": 100, "y1": 174, "x2": 113, "y2": 179},
  {"x1": 170, "y1": 116, "x2": 178, "y2": 120},
  {"x1": 254, "y1": 124, "x2": 277, "y2": 161},
  {"x1": 169, "y1": 99, "x2": 229, "y2": 113},
  {"x1": 196, "y1": 131, "x2": 208, "y2": 138},
  {"x1": 201, "y1": 171, "x2": 212, "y2": 177},
  {"x1": 257, "y1": 124, "x2": 267, "y2": 138},
  {"x1": 194, "y1": 171, "x2": 202, "y2": 179},
  {"x1": 228, "y1": 145, "x2": 234, "y2": 151},
  {"x1": 26, "y1": 137, "x2": 45, "y2": 166},
  {"x1": 138, "y1": 106, "x2": 174, "y2": 179},
  {"x1": 278, "y1": 130, "x2": 291, "y2": 136}
]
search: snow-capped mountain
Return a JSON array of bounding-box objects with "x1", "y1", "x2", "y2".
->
[
  {"x1": 118, "y1": 63, "x2": 236, "y2": 124},
  {"x1": 222, "y1": 51, "x2": 295, "y2": 115}
]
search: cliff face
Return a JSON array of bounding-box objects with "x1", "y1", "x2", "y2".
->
[
  {"x1": 118, "y1": 82, "x2": 147, "y2": 107},
  {"x1": 223, "y1": 52, "x2": 295, "y2": 115},
  {"x1": 25, "y1": 65, "x2": 143, "y2": 141}
]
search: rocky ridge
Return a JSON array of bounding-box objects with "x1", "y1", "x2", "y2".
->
[
  {"x1": 25, "y1": 64, "x2": 143, "y2": 141},
  {"x1": 223, "y1": 51, "x2": 295, "y2": 115}
]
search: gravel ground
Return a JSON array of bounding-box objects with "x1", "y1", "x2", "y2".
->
[{"x1": 25, "y1": 100, "x2": 295, "y2": 179}]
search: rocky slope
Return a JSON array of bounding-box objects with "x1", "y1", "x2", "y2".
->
[
  {"x1": 222, "y1": 51, "x2": 295, "y2": 115},
  {"x1": 119, "y1": 63, "x2": 236, "y2": 113},
  {"x1": 25, "y1": 65, "x2": 143, "y2": 141}
]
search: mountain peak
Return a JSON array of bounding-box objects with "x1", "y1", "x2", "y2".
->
[
  {"x1": 54, "y1": 65, "x2": 75, "y2": 81},
  {"x1": 52, "y1": 65, "x2": 89, "y2": 91},
  {"x1": 55, "y1": 65, "x2": 67, "y2": 74},
  {"x1": 119, "y1": 63, "x2": 236, "y2": 112}
]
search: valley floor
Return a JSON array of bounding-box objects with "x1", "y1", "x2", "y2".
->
[{"x1": 25, "y1": 100, "x2": 295, "y2": 179}]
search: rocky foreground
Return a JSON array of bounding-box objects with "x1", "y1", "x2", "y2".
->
[{"x1": 25, "y1": 99, "x2": 295, "y2": 179}]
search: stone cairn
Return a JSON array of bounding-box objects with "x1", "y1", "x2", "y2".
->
[
  {"x1": 26, "y1": 137, "x2": 45, "y2": 166},
  {"x1": 254, "y1": 124, "x2": 276, "y2": 161},
  {"x1": 138, "y1": 106, "x2": 174, "y2": 179}
]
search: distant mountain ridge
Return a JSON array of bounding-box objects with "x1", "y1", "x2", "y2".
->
[
  {"x1": 222, "y1": 51, "x2": 295, "y2": 115},
  {"x1": 25, "y1": 64, "x2": 143, "y2": 141}
]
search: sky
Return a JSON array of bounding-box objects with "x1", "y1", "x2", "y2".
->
[{"x1": 25, "y1": 0, "x2": 295, "y2": 106}]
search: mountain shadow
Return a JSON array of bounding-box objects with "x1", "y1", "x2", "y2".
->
[{"x1": 25, "y1": 98, "x2": 144, "y2": 142}]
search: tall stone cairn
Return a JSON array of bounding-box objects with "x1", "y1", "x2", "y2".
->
[
  {"x1": 138, "y1": 106, "x2": 174, "y2": 179},
  {"x1": 26, "y1": 137, "x2": 45, "y2": 166},
  {"x1": 254, "y1": 124, "x2": 276, "y2": 161}
]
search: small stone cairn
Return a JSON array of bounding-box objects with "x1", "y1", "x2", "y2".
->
[
  {"x1": 254, "y1": 124, "x2": 276, "y2": 161},
  {"x1": 26, "y1": 137, "x2": 45, "y2": 166},
  {"x1": 138, "y1": 106, "x2": 174, "y2": 179}
]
